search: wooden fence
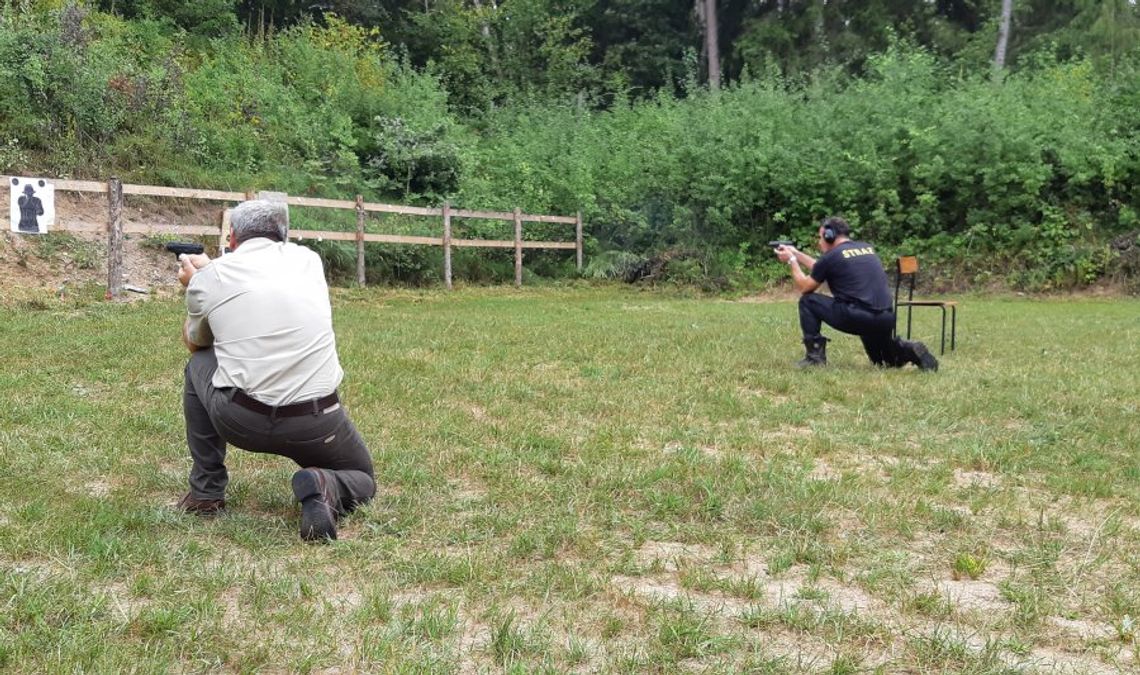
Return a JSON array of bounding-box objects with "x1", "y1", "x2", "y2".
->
[{"x1": 6, "y1": 176, "x2": 583, "y2": 297}]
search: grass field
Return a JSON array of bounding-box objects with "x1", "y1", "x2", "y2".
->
[{"x1": 1, "y1": 285, "x2": 1138, "y2": 673}]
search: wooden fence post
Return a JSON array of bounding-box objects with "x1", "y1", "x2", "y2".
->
[
  {"x1": 575, "y1": 210, "x2": 583, "y2": 272},
  {"x1": 355, "y1": 195, "x2": 366, "y2": 287},
  {"x1": 106, "y1": 176, "x2": 123, "y2": 300},
  {"x1": 443, "y1": 202, "x2": 453, "y2": 290},
  {"x1": 221, "y1": 208, "x2": 232, "y2": 253},
  {"x1": 513, "y1": 207, "x2": 523, "y2": 288}
]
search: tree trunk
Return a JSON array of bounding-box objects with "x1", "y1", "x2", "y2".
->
[
  {"x1": 695, "y1": 0, "x2": 720, "y2": 89},
  {"x1": 705, "y1": 0, "x2": 720, "y2": 90},
  {"x1": 994, "y1": 0, "x2": 1014, "y2": 71},
  {"x1": 470, "y1": 0, "x2": 492, "y2": 40},
  {"x1": 470, "y1": 0, "x2": 502, "y2": 100}
]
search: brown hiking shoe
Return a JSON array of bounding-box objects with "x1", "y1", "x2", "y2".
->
[
  {"x1": 177, "y1": 493, "x2": 226, "y2": 516},
  {"x1": 292, "y1": 468, "x2": 338, "y2": 542}
]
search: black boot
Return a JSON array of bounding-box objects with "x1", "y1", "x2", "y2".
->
[
  {"x1": 797, "y1": 337, "x2": 828, "y2": 368},
  {"x1": 891, "y1": 337, "x2": 938, "y2": 371}
]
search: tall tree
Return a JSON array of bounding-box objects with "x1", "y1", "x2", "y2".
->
[
  {"x1": 1085, "y1": 0, "x2": 1140, "y2": 70},
  {"x1": 702, "y1": 0, "x2": 721, "y2": 89},
  {"x1": 583, "y1": 0, "x2": 697, "y2": 95},
  {"x1": 993, "y1": 0, "x2": 1013, "y2": 70}
]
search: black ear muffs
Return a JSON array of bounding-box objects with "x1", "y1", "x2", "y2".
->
[{"x1": 822, "y1": 225, "x2": 836, "y2": 244}]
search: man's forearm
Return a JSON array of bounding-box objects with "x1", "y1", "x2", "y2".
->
[
  {"x1": 790, "y1": 262, "x2": 813, "y2": 294},
  {"x1": 183, "y1": 319, "x2": 205, "y2": 353},
  {"x1": 787, "y1": 257, "x2": 823, "y2": 294},
  {"x1": 793, "y1": 249, "x2": 815, "y2": 271}
]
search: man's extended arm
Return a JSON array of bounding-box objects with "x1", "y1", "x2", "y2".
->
[
  {"x1": 177, "y1": 253, "x2": 211, "y2": 287},
  {"x1": 179, "y1": 254, "x2": 214, "y2": 353},
  {"x1": 776, "y1": 245, "x2": 821, "y2": 294},
  {"x1": 790, "y1": 248, "x2": 815, "y2": 272}
]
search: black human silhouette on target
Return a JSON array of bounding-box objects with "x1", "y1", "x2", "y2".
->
[{"x1": 16, "y1": 180, "x2": 45, "y2": 233}]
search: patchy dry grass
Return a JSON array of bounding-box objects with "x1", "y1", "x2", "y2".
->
[{"x1": 1, "y1": 285, "x2": 1138, "y2": 672}]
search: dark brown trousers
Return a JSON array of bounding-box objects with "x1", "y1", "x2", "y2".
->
[{"x1": 183, "y1": 348, "x2": 376, "y2": 514}]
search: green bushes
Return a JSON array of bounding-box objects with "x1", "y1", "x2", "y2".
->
[
  {"x1": 463, "y1": 44, "x2": 1138, "y2": 290},
  {"x1": 0, "y1": 5, "x2": 123, "y2": 174},
  {"x1": 0, "y1": 5, "x2": 458, "y2": 196},
  {"x1": 0, "y1": 4, "x2": 1136, "y2": 290}
]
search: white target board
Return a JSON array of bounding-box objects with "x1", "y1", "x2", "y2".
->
[{"x1": 10, "y1": 177, "x2": 54, "y2": 234}]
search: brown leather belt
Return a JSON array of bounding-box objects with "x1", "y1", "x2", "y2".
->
[{"x1": 232, "y1": 390, "x2": 339, "y2": 417}]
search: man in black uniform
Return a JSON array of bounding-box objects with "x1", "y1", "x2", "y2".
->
[{"x1": 774, "y1": 216, "x2": 938, "y2": 371}]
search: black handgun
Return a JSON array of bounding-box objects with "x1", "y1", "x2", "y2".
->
[
  {"x1": 768, "y1": 240, "x2": 796, "y2": 249},
  {"x1": 165, "y1": 242, "x2": 204, "y2": 259}
]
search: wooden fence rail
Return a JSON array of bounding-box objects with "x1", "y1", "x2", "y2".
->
[{"x1": 5, "y1": 176, "x2": 583, "y2": 297}]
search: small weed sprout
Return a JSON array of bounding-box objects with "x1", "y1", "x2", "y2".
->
[
  {"x1": 951, "y1": 552, "x2": 988, "y2": 580},
  {"x1": 1118, "y1": 614, "x2": 1135, "y2": 643}
]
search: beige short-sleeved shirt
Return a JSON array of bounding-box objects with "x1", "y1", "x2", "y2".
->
[{"x1": 185, "y1": 238, "x2": 344, "y2": 405}]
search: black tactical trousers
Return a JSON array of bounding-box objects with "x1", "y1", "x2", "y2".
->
[{"x1": 798, "y1": 294, "x2": 897, "y2": 365}]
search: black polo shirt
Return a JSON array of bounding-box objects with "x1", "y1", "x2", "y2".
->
[{"x1": 810, "y1": 241, "x2": 893, "y2": 312}]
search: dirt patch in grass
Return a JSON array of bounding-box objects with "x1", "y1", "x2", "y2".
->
[
  {"x1": 814, "y1": 578, "x2": 883, "y2": 614},
  {"x1": 757, "y1": 425, "x2": 814, "y2": 443},
  {"x1": 608, "y1": 571, "x2": 844, "y2": 667},
  {"x1": 663, "y1": 441, "x2": 723, "y2": 459},
  {"x1": 613, "y1": 546, "x2": 904, "y2": 661},
  {"x1": 734, "y1": 290, "x2": 802, "y2": 304},
  {"x1": 464, "y1": 404, "x2": 493, "y2": 425},
  {"x1": 808, "y1": 457, "x2": 842, "y2": 481},
  {"x1": 455, "y1": 604, "x2": 494, "y2": 674},
  {"x1": 448, "y1": 476, "x2": 488, "y2": 502},
  {"x1": 634, "y1": 540, "x2": 719, "y2": 570},
  {"x1": 100, "y1": 581, "x2": 152, "y2": 622},
  {"x1": 1046, "y1": 616, "x2": 1116, "y2": 642},
  {"x1": 1024, "y1": 645, "x2": 1135, "y2": 674},
  {"x1": 219, "y1": 585, "x2": 243, "y2": 631},
  {"x1": 938, "y1": 577, "x2": 1009, "y2": 615},
  {"x1": 735, "y1": 386, "x2": 790, "y2": 405},
  {"x1": 83, "y1": 479, "x2": 111, "y2": 498},
  {"x1": 953, "y1": 469, "x2": 1002, "y2": 489},
  {"x1": 4, "y1": 557, "x2": 69, "y2": 581}
]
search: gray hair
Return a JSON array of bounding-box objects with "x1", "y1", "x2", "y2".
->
[{"x1": 231, "y1": 199, "x2": 289, "y2": 244}]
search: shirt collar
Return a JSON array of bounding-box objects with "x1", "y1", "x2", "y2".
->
[{"x1": 233, "y1": 238, "x2": 281, "y2": 254}]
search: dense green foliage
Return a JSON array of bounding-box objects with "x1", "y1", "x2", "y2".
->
[
  {"x1": 467, "y1": 50, "x2": 1138, "y2": 290},
  {"x1": 1, "y1": 1, "x2": 1137, "y2": 289}
]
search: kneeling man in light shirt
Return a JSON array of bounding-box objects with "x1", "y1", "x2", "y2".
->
[{"x1": 175, "y1": 199, "x2": 375, "y2": 541}]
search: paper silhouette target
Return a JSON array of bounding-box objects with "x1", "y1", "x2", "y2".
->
[{"x1": 10, "y1": 177, "x2": 54, "y2": 234}]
